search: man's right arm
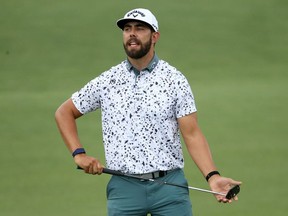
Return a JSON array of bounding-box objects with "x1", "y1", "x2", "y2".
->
[{"x1": 55, "y1": 98, "x2": 103, "y2": 175}]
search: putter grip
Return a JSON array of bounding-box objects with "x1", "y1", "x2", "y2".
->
[
  {"x1": 77, "y1": 166, "x2": 125, "y2": 177},
  {"x1": 102, "y1": 168, "x2": 125, "y2": 176},
  {"x1": 225, "y1": 185, "x2": 240, "y2": 199}
]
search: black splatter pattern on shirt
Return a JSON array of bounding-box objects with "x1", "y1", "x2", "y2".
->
[{"x1": 72, "y1": 60, "x2": 197, "y2": 174}]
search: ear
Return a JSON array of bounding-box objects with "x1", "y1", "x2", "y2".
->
[{"x1": 152, "y1": 32, "x2": 160, "y2": 44}]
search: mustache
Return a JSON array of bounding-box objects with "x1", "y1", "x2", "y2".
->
[{"x1": 126, "y1": 38, "x2": 141, "y2": 46}]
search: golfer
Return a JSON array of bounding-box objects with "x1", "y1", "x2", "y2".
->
[{"x1": 55, "y1": 8, "x2": 241, "y2": 216}]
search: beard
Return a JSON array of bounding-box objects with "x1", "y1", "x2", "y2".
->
[{"x1": 123, "y1": 37, "x2": 152, "y2": 59}]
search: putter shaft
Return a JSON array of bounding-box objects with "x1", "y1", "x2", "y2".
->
[
  {"x1": 149, "y1": 178, "x2": 225, "y2": 196},
  {"x1": 77, "y1": 167, "x2": 239, "y2": 199},
  {"x1": 187, "y1": 185, "x2": 225, "y2": 196}
]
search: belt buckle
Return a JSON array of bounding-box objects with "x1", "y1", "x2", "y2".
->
[
  {"x1": 152, "y1": 171, "x2": 167, "y2": 179},
  {"x1": 138, "y1": 170, "x2": 168, "y2": 180},
  {"x1": 159, "y1": 171, "x2": 167, "y2": 178}
]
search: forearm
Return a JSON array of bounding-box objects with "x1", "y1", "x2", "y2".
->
[
  {"x1": 178, "y1": 113, "x2": 218, "y2": 177},
  {"x1": 184, "y1": 129, "x2": 217, "y2": 177},
  {"x1": 55, "y1": 99, "x2": 104, "y2": 174},
  {"x1": 179, "y1": 113, "x2": 241, "y2": 203},
  {"x1": 55, "y1": 99, "x2": 83, "y2": 153}
]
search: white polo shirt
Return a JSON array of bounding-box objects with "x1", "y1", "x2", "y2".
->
[{"x1": 72, "y1": 56, "x2": 197, "y2": 174}]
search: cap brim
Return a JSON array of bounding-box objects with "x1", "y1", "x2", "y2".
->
[
  {"x1": 116, "y1": 18, "x2": 155, "y2": 31},
  {"x1": 117, "y1": 18, "x2": 134, "y2": 30}
]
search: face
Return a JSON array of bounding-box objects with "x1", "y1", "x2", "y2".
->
[{"x1": 122, "y1": 21, "x2": 157, "y2": 59}]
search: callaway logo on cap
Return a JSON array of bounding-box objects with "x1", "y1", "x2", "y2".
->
[{"x1": 117, "y1": 8, "x2": 159, "y2": 32}]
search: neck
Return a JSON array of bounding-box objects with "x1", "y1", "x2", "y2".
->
[{"x1": 128, "y1": 50, "x2": 154, "y2": 71}]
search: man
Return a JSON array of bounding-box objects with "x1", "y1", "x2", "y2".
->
[{"x1": 55, "y1": 8, "x2": 241, "y2": 216}]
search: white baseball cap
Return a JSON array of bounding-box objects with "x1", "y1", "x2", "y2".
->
[{"x1": 117, "y1": 8, "x2": 159, "y2": 32}]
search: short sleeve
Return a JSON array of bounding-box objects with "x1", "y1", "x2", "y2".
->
[
  {"x1": 71, "y1": 79, "x2": 101, "y2": 114},
  {"x1": 174, "y1": 75, "x2": 197, "y2": 118}
]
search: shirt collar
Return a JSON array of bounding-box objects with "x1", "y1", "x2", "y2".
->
[{"x1": 125, "y1": 53, "x2": 159, "y2": 74}]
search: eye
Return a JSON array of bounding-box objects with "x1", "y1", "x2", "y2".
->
[
  {"x1": 137, "y1": 26, "x2": 146, "y2": 31},
  {"x1": 123, "y1": 26, "x2": 131, "y2": 32}
]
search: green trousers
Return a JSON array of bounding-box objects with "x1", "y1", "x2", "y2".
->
[{"x1": 106, "y1": 169, "x2": 193, "y2": 216}]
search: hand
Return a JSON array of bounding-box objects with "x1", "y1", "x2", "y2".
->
[
  {"x1": 74, "y1": 154, "x2": 104, "y2": 175},
  {"x1": 208, "y1": 175, "x2": 242, "y2": 203}
]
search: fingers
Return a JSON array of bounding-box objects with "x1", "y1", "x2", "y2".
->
[
  {"x1": 217, "y1": 196, "x2": 235, "y2": 203},
  {"x1": 216, "y1": 194, "x2": 237, "y2": 204},
  {"x1": 232, "y1": 180, "x2": 242, "y2": 186},
  {"x1": 75, "y1": 155, "x2": 104, "y2": 175},
  {"x1": 85, "y1": 159, "x2": 103, "y2": 175},
  {"x1": 233, "y1": 196, "x2": 239, "y2": 201},
  {"x1": 210, "y1": 177, "x2": 241, "y2": 204},
  {"x1": 217, "y1": 185, "x2": 240, "y2": 203}
]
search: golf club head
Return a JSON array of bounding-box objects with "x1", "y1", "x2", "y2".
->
[{"x1": 225, "y1": 185, "x2": 240, "y2": 199}]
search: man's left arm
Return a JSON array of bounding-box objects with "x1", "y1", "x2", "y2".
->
[{"x1": 177, "y1": 112, "x2": 242, "y2": 203}]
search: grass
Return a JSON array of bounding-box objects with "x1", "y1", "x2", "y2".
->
[{"x1": 1, "y1": 0, "x2": 287, "y2": 215}]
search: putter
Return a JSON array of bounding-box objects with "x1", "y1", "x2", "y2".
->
[{"x1": 77, "y1": 167, "x2": 240, "y2": 199}]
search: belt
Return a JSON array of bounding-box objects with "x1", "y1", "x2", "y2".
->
[{"x1": 132, "y1": 169, "x2": 175, "y2": 180}]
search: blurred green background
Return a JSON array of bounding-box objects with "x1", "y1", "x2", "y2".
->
[{"x1": 1, "y1": 0, "x2": 287, "y2": 215}]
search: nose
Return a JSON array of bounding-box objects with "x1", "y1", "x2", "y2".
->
[
  {"x1": 129, "y1": 29, "x2": 136, "y2": 38},
  {"x1": 128, "y1": 26, "x2": 138, "y2": 38}
]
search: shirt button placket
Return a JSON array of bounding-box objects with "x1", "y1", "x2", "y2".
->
[{"x1": 133, "y1": 73, "x2": 143, "y2": 136}]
